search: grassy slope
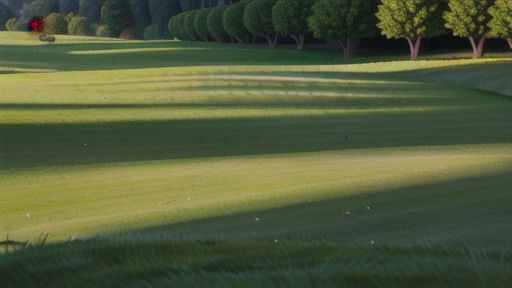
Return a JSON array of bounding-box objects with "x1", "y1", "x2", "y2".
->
[{"x1": 0, "y1": 33, "x2": 511, "y2": 287}]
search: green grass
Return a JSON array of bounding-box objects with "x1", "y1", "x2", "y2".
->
[{"x1": 0, "y1": 32, "x2": 511, "y2": 287}]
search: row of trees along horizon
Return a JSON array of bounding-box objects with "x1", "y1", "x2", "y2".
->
[{"x1": 3, "y1": 0, "x2": 512, "y2": 61}]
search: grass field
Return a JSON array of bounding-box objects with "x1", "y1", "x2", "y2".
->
[{"x1": 0, "y1": 32, "x2": 511, "y2": 287}]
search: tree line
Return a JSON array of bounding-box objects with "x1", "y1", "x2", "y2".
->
[
  {"x1": 3, "y1": 0, "x2": 511, "y2": 60},
  {"x1": 169, "y1": 0, "x2": 512, "y2": 60}
]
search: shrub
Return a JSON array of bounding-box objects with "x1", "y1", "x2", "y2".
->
[
  {"x1": 184, "y1": 10, "x2": 201, "y2": 41},
  {"x1": 6, "y1": 18, "x2": 17, "y2": 31},
  {"x1": 45, "y1": 12, "x2": 68, "y2": 35},
  {"x1": 119, "y1": 26, "x2": 135, "y2": 39},
  {"x1": 144, "y1": 25, "x2": 160, "y2": 40},
  {"x1": 96, "y1": 24, "x2": 111, "y2": 37},
  {"x1": 17, "y1": 0, "x2": 59, "y2": 31},
  {"x1": 177, "y1": 13, "x2": 190, "y2": 41},
  {"x1": 65, "y1": 12, "x2": 75, "y2": 23},
  {"x1": 194, "y1": 8, "x2": 213, "y2": 41},
  {"x1": 207, "y1": 5, "x2": 229, "y2": 42},
  {"x1": 68, "y1": 16, "x2": 93, "y2": 36},
  {"x1": 223, "y1": 0, "x2": 253, "y2": 43},
  {"x1": 100, "y1": 0, "x2": 135, "y2": 38},
  {"x1": 168, "y1": 16, "x2": 177, "y2": 39}
]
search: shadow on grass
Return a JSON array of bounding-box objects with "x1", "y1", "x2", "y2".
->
[
  {"x1": 1, "y1": 107, "x2": 510, "y2": 171},
  {"x1": 108, "y1": 169, "x2": 512, "y2": 248}
]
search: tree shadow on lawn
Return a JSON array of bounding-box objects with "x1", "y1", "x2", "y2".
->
[
  {"x1": 1, "y1": 108, "x2": 510, "y2": 171},
  {"x1": 101, "y1": 169, "x2": 512, "y2": 249}
]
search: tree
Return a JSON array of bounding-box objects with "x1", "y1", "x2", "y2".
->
[
  {"x1": 45, "y1": 12, "x2": 68, "y2": 34},
  {"x1": 184, "y1": 9, "x2": 201, "y2": 40},
  {"x1": 223, "y1": 0, "x2": 252, "y2": 43},
  {"x1": 100, "y1": 0, "x2": 135, "y2": 38},
  {"x1": 244, "y1": 0, "x2": 278, "y2": 48},
  {"x1": 309, "y1": 0, "x2": 379, "y2": 61},
  {"x1": 376, "y1": 0, "x2": 447, "y2": 61},
  {"x1": 6, "y1": 18, "x2": 17, "y2": 31},
  {"x1": 207, "y1": 4, "x2": 229, "y2": 42},
  {"x1": 194, "y1": 7, "x2": 214, "y2": 41},
  {"x1": 272, "y1": 0, "x2": 315, "y2": 50},
  {"x1": 17, "y1": 0, "x2": 60, "y2": 31},
  {"x1": 488, "y1": 0, "x2": 512, "y2": 50},
  {"x1": 68, "y1": 15, "x2": 93, "y2": 36},
  {"x1": 444, "y1": 0, "x2": 495, "y2": 59}
]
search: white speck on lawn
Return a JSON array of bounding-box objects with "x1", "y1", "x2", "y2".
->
[
  {"x1": 26, "y1": 214, "x2": 30, "y2": 219},
  {"x1": 255, "y1": 218, "x2": 259, "y2": 221}
]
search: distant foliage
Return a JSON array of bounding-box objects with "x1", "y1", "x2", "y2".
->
[
  {"x1": 65, "y1": 12, "x2": 75, "y2": 23},
  {"x1": 207, "y1": 5, "x2": 229, "y2": 42},
  {"x1": 144, "y1": 25, "x2": 160, "y2": 40},
  {"x1": 177, "y1": 13, "x2": 191, "y2": 41},
  {"x1": 194, "y1": 8, "x2": 213, "y2": 41},
  {"x1": 17, "y1": 0, "x2": 60, "y2": 31},
  {"x1": 184, "y1": 10, "x2": 201, "y2": 41},
  {"x1": 444, "y1": 0, "x2": 495, "y2": 58},
  {"x1": 487, "y1": 0, "x2": 512, "y2": 47},
  {"x1": 376, "y1": 0, "x2": 447, "y2": 60},
  {"x1": 96, "y1": 24, "x2": 111, "y2": 37},
  {"x1": 119, "y1": 26, "x2": 135, "y2": 39},
  {"x1": 45, "y1": 12, "x2": 68, "y2": 35},
  {"x1": 272, "y1": 0, "x2": 315, "y2": 50},
  {"x1": 6, "y1": 18, "x2": 17, "y2": 31},
  {"x1": 100, "y1": 0, "x2": 135, "y2": 38},
  {"x1": 244, "y1": 0, "x2": 278, "y2": 47},
  {"x1": 68, "y1": 15, "x2": 93, "y2": 36},
  {"x1": 223, "y1": 0, "x2": 252, "y2": 42},
  {"x1": 168, "y1": 16, "x2": 178, "y2": 39}
]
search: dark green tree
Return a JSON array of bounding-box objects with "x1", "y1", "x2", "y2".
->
[
  {"x1": 184, "y1": 9, "x2": 201, "y2": 40},
  {"x1": 100, "y1": 0, "x2": 135, "y2": 38},
  {"x1": 376, "y1": 0, "x2": 448, "y2": 61},
  {"x1": 488, "y1": 0, "x2": 512, "y2": 49},
  {"x1": 17, "y1": 0, "x2": 60, "y2": 31},
  {"x1": 444, "y1": 0, "x2": 495, "y2": 59},
  {"x1": 244, "y1": 0, "x2": 278, "y2": 47},
  {"x1": 309, "y1": 0, "x2": 379, "y2": 61},
  {"x1": 272, "y1": 0, "x2": 315, "y2": 50},
  {"x1": 223, "y1": 0, "x2": 253, "y2": 43},
  {"x1": 207, "y1": 4, "x2": 229, "y2": 42},
  {"x1": 194, "y1": 7, "x2": 213, "y2": 41}
]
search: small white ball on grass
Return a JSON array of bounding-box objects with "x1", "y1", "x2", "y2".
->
[
  {"x1": 344, "y1": 211, "x2": 350, "y2": 217},
  {"x1": 26, "y1": 213, "x2": 30, "y2": 219},
  {"x1": 367, "y1": 207, "x2": 370, "y2": 209},
  {"x1": 187, "y1": 197, "x2": 191, "y2": 201},
  {"x1": 371, "y1": 241, "x2": 375, "y2": 245},
  {"x1": 275, "y1": 239, "x2": 278, "y2": 243},
  {"x1": 255, "y1": 218, "x2": 259, "y2": 221},
  {"x1": 84, "y1": 144, "x2": 87, "y2": 146}
]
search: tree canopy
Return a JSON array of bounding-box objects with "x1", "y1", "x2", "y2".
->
[
  {"x1": 487, "y1": 0, "x2": 512, "y2": 49},
  {"x1": 194, "y1": 7, "x2": 213, "y2": 41},
  {"x1": 376, "y1": 0, "x2": 447, "y2": 60},
  {"x1": 101, "y1": 0, "x2": 135, "y2": 38},
  {"x1": 444, "y1": 0, "x2": 495, "y2": 58},
  {"x1": 272, "y1": 0, "x2": 315, "y2": 50},
  {"x1": 309, "y1": 0, "x2": 379, "y2": 61},
  {"x1": 184, "y1": 9, "x2": 201, "y2": 41},
  {"x1": 243, "y1": 0, "x2": 278, "y2": 47},
  {"x1": 223, "y1": 0, "x2": 252, "y2": 43},
  {"x1": 207, "y1": 4, "x2": 229, "y2": 42}
]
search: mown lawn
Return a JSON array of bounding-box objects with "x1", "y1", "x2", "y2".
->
[{"x1": 0, "y1": 32, "x2": 511, "y2": 287}]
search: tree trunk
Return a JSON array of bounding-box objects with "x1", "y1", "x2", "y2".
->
[
  {"x1": 469, "y1": 35, "x2": 486, "y2": 59},
  {"x1": 234, "y1": 35, "x2": 243, "y2": 43},
  {"x1": 264, "y1": 34, "x2": 278, "y2": 48},
  {"x1": 405, "y1": 35, "x2": 422, "y2": 60},
  {"x1": 290, "y1": 34, "x2": 305, "y2": 50},
  {"x1": 339, "y1": 38, "x2": 359, "y2": 61},
  {"x1": 253, "y1": 33, "x2": 256, "y2": 44},
  {"x1": 508, "y1": 38, "x2": 512, "y2": 50}
]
